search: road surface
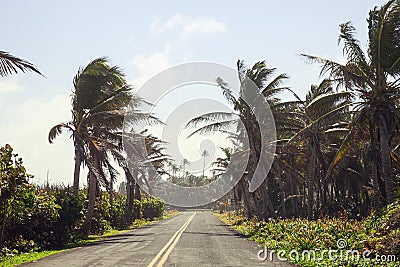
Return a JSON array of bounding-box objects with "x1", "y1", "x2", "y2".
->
[{"x1": 23, "y1": 212, "x2": 292, "y2": 267}]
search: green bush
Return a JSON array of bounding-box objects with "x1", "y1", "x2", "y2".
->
[
  {"x1": 141, "y1": 196, "x2": 165, "y2": 219},
  {"x1": 78, "y1": 189, "x2": 111, "y2": 235},
  {"x1": 52, "y1": 190, "x2": 83, "y2": 246},
  {"x1": 0, "y1": 145, "x2": 61, "y2": 254},
  {"x1": 111, "y1": 194, "x2": 128, "y2": 229},
  {"x1": 0, "y1": 144, "x2": 169, "y2": 257},
  {"x1": 133, "y1": 199, "x2": 142, "y2": 219},
  {"x1": 220, "y1": 202, "x2": 400, "y2": 267}
]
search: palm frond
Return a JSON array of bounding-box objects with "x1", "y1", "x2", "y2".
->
[
  {"x1": 368, "y1": 0, "x2": 400, "y2": 75},
  {"x1": 261, "y1": 73, "x2": 289, "y2": 97},
  {"x1": 0, "y1": 51, "x2": 42, "y2": 77},
  {"x1": 287, "y1": 102, "x2": 353, "y2": 144},
  {"x1": 338, "y1": 22, "x2": 368, "y2": 65},
  {"x1": 48, "y1": 123, "x2": 73, "y2": 143},
  {"x1": 187, "y1": 120, "x2": 237, "y2": 138},
  {"x1": 324, "y1": 107, "x2": 367, "y2": 180},
  {"x1": 305, "y1": 91, "x2": 352, "y2": 111},
  {"x1": 216, "y1": 77, "x2": 238, "y2": 107},
  {"x1": 301, "y1": 54, "x2": 373, "y2": 89},
  {"x1": 186, "y1": 112, "x2": 236, "y2": 128}
]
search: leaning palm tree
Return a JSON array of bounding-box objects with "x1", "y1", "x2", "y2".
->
[
  {"x1": 0, "y1": 50, "x2": 42, "y2": 77},
  {"x1": 122, "y1": 133, "x2": 168, "y2": 222},
  {"x1": 302, "y1": 0, "x2": 400, "y2": 204},
  {"x1": 187, "y1": 60, "x2": 292, "y2": 219},
  {"x1": 287, "y1": 79, "x2": 351, "y2": 219},
  {"x1": 49, "y1": 57, "x2": 141, "y2": 235},
  {"x1": 49, "y1": 57, "x2": 133, "y2": 196}
]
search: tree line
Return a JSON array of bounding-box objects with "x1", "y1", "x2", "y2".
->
[{"x1": 187, "y1": 0, "x2": 400, "y2": 220}]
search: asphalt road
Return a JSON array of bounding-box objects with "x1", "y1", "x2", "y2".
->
[{"x1": 22, "y1": 212, "x2": 293, "y2": 267}]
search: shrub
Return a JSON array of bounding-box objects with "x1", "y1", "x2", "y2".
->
[
  {"x1": 0, "y1": 144, "x2": 168, "y2": 256},
  {"x1": 52, "y1": 190, "x2": 83, "y2": 246},
  {"x1": 0, "y1": 145, "x2": 61, "y2": 253},
  {"x1": 111, "y1": 194, "x2": 128, "y2": 229},
  {"x1": 141, "y1": 197, "x2": 165, "y2": 219}
]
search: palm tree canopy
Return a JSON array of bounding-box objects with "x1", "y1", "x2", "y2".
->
[
  {"x1": 49, "y1": 57, "x2": 138, "y2": 189},
  {"x1": 302, "y1": 0, "x2": 400, "y2": 91}
]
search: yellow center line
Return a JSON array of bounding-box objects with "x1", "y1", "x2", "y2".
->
[
  {"x1": 156, "y1": 213, "x2": 195, "y2": 266},
  {"x1": 147, "y1": 213, "x2": 196, "y2": 267}
]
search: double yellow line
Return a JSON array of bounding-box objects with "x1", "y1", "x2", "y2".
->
[{"x1": 147, "y1": 213, "x2": 196, "y2": 267}]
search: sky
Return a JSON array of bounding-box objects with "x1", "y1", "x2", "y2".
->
[{"x1": 0, "y1": 0, "x2": 387, "y2": 187}]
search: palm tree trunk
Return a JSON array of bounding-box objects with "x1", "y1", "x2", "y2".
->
[
  {"x1": 80, "y1": 171, "x2": 97, "y2": 236},
  {"x1": 322, "y1": 181, "x2": 328, "y2": 213},
  {"x1": 109, "y1": 178, "x2": 114, "y2": 225},
  {"x1": 379, "y1": 118, "x2": 396, "y2": 204},
  {"x1": 0, "y1": 201, "x2": 7, "y2": 246},
  {"x1": 124, "y1": 168, "x2": 134, "y2": 223},
  {"x1": 371, "y1": 158, "x2": 380, "y2": 208},
  {"x1": 238, "y1": 180, "x2": 253, "y2": 218},
  {"x1": 307, "y1": 143, "x2": 316, "y2": 220},
  {"x1": 278, "y1": 176, "x2": 286, "y2": 218},
  {"x1": 73, "y1": 146, "x2": 82, "y2": 196},
  {"x1": 316, "y1": 176, "x2": 321, "y2": 218},
  {"x1": 134, "y1": 181, "x2": 141, "y2": 219}
]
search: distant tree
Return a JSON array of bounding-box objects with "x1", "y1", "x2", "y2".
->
[
  {"x1": 200, "y1": 149, "x2": 210, "y2": 177},
  {"x1": 181, "y1": 158, "x2": 190, "y2": 179}
]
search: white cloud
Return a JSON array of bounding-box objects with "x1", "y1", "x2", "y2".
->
[
  {"x1": 0, "y1": 93, "x2": 75, "y2": 186},
  {"x1": 149, "y1": 14, "x2": 227, "y2": 39},
  {"x1": 150, "y1": 14, "x2": 183, "y2": 32},
  {"x1": 181, "y1": 17, "x2": 226, "y2": 39},
  {"x1": 130, "y1": 43, "x2": 172, "y2": 88},
  {"x1": 0, "y1": 78, "x2": 23, "y2": 95}
]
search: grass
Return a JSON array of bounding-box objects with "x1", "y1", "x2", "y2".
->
[
  {"x1": 0, "y1": 210, "x2": 179, "y2": 267},
  {"x1": 0, "y1": 250, "x2": 64, "y2": 267},
  {"x1": 214, "y1": 203, "x2": 400, "y2": 267}
]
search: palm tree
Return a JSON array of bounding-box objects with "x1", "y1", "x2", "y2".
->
[
  {"x1": 212, "y1": 147, "x2": 232, "y2": 177},
  {"x1": 302, "y1": 0, "x2": 400, "y2": 204},
  {"x1": 123, "y1": 133, "x2": 168, "y2": 221},
  {"x1": 187, "y1": 60, "x2": 292, "y2": 219},
  {"x1": 287, "y1": 79, "x2": 351, "y2": 219},
  {"x1": 49, "y1": 57, "x2": 133, "y2": 196},
  {"x1": 200, "y1": 149, "x2": 209, "y2": 177},
  {"x1": 181, "y1": 158, "x2": 190, "y2": 179},
  {"x1": 48, "y1": 57, "x2": 139, "y2": 235},
  {"x1": 0, "y1": 51, "x2": 42, "y2": 77}
]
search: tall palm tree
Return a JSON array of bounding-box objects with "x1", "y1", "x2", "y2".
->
[
  {"x1": 200, "y1": 149, "x2": 209, "y2": 177},
  {"x1": 48, "y1": 57, "x2": 142, "y2": 235},
  {"x1": 287, "y1": 79, "x2": 351, "y2": 219},
  {"x1": 0, "y1": 51, "x2": 42, "y2": 77},
  {"x1": 302, "y1": 0, "x2": 400, "y2": 204},
  {"x1": 49, "y1": 57, "x2": 133, "y2": 196},
  {"x1": 187, "y1": 60, "x2": 291, "y2": 219}
]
